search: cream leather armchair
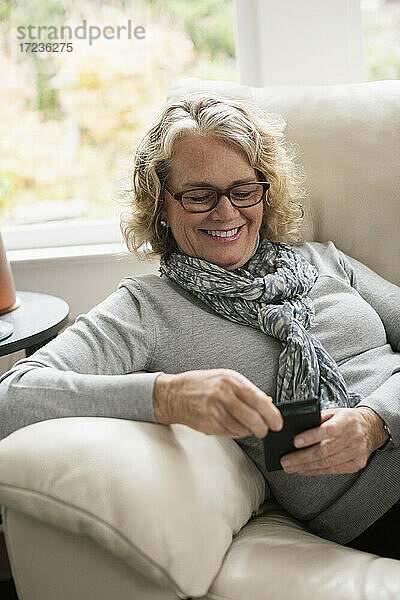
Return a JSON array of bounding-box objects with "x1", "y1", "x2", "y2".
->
[{"x1": 0, "y1": 79, "x2": 399, "y2": 600}]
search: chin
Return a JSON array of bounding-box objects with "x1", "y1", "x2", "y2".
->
[{"x1": 210, "y1": 254, "x2": 245, "y2": 271}]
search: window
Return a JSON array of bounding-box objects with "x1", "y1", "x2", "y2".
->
[
  {"x1": 361, "y1": 0, "x2": 400, "y2": 80},
  {"x1": 3, "y1": 0, "x2": 397, "y2": 251},
  {"x1": 0, "y1": 0, "x2": 236, "y2": 248}
]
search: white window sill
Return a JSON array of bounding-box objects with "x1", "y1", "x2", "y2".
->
[
  {"x1": 3, "y1": 219, "x2": 122, "y2": 252},
  {"x1": 8, "y1": 243, "x2": 133, "y2": 266}
]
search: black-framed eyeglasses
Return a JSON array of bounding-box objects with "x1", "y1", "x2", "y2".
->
[{"x1": 163, "y1": 180, "x2": 270, "y2": 213}]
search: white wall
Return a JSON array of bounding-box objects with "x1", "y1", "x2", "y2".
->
[
  {"x1": 234, "y1": 0, "x2": 364, "y2": 85},
  {"x1": 0, "y1": 247, "x2": 159, "y2": 374}
]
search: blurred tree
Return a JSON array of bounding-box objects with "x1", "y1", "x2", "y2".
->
[
  {"x1": 142, "y1": 0, "x2": 235, "y2": 59},
  {"x1": 0, "y1": 0, "x2": 236, "y2": 224},
  {"x1": 0, "y1": 0, "x2": 66, "y2": 119},
  {"x1": 362, "y1": 0, "x2": 400, "y2": 80}
]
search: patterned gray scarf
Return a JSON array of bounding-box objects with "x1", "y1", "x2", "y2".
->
[{"x1": 159, "y1": 238, "x2": 362, "y2": 409}]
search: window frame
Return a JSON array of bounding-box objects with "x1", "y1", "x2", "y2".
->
[{"x1": 2, "y1": 218, "x2": 121, "y2": 251}]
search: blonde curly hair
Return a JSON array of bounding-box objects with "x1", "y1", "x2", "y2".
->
[{"x1": 120, "y1": 91, "x2": 307, "y2": 260}]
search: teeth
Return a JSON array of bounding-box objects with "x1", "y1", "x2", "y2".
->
[{"x1": 205, "y1": 227, "x2": 240, "y2": 238}]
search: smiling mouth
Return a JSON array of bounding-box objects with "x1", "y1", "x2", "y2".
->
[{"x1": 200, "y1": 225, "x2": 244, "y2": 238}]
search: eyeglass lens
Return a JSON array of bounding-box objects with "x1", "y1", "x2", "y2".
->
[{"x1": 181, "y1": 183, "x2": 264, "y2": 212}]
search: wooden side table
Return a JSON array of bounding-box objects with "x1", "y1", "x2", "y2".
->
[{"x1": 0, "y1": 291, "x2": 70, "y2": 358}]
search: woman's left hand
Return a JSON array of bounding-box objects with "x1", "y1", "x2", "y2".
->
[{"x1": 280, "y1": 407, "x2": 388, "y2": 476}]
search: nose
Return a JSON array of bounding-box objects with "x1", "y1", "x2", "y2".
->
[{"x1": 209, "y1": 194, "x2": 240, "y2": 220}]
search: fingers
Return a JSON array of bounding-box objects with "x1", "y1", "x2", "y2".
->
[
  {"x1": 320, "y1": 409, "x2": 336, "y2": 423},
  {"x1": 292, "y1": 410, "x2": 339, "y2": 449},
  {"x1": 282, "y1": 457, "x2": 366, "y2": 476},
  {"x1": 224, "y1": 400, "x2": 268, "y2": 438},
  {"x1": 280, "y1": 408, "x2": 371, "y2": 476},
  {"x1": 216, "y1": 405, "x2": 254, "y2": 438},
  {"x1": 176, "y1": 368, "x2": 281, "y2": 439},
  {"x1": 281, "y1": 440, "x2": 357, "y2": 472},
  {"x1": 228, "y1": 371, "x2": 283, "y2": 433}
]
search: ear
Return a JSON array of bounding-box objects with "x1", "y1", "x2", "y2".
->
[{"x1": 159, "y1": 207, "x2": 168, "y2": 228}]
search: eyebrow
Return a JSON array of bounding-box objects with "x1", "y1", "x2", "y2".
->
[{"x1": 181, "y1": 177, "x2": 256, "y2": 189}]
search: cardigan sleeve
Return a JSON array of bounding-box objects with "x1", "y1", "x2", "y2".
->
[
  {"x1": 0, "y1": 279, "x2": 161, "y2": 440},
  {"x1": 338, "y1": 251, "x2": 400, "y2": 446}
]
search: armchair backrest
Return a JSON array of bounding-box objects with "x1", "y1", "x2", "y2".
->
[{"x1": 167, "y1": 79, "x2": 400, "y2": 286}]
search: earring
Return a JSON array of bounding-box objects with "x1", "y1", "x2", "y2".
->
[{"x1": 160, "y1": 219, "x2": 167, "y2": 227}]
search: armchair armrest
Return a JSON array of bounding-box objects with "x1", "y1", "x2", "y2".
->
[{"x1": 0, "y1": 417, "x2": 266, "y2": 598}]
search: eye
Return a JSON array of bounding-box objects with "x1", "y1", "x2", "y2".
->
[
  {"x1": 188, "y1": 195, "x2": 212, "y2": 202},
  {"x1": 183, "y1": 190, "x2": 215, "y2": 202},
  {"x1": 232, "y1": 191, "x2": 252, "y2": 198},
  {"x1": 231, "y1": 184, "x2": 261, "y2": 200}
]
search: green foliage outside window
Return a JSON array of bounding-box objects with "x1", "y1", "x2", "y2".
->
[
  {"x1": 0, "y1": 0, "x2": 236, "y2": 225},
  {"x1": 362, "y1": 0, "x2": 400, "y2": 81}
]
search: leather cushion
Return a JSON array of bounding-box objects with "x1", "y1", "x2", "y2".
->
[
  {"x1": 209, "y1": 502, "x2": 400, "y2": 599},
  {"x1": 0, "y1": 417, "x2": 265, "y2": 597}
]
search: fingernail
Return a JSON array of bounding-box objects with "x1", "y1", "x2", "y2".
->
[
  {"x1": 272, "y1": 421, "x2": 283, "y2": 431},
  {"x1": 295, "y1": 437, "x2": 304, "y2": 447}
]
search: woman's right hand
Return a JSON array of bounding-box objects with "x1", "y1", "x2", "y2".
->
[{"x1": 153, "y1": 369, "x2": 283, "y2": 439}]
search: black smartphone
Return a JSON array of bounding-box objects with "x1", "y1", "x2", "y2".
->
[{"x1": 263, "y1": 397, "x2": 321, "y2": 471}]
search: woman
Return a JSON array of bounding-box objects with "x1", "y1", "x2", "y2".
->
[{"x1": 0, "y1": 92, "x2": 399, "y2": 558}]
